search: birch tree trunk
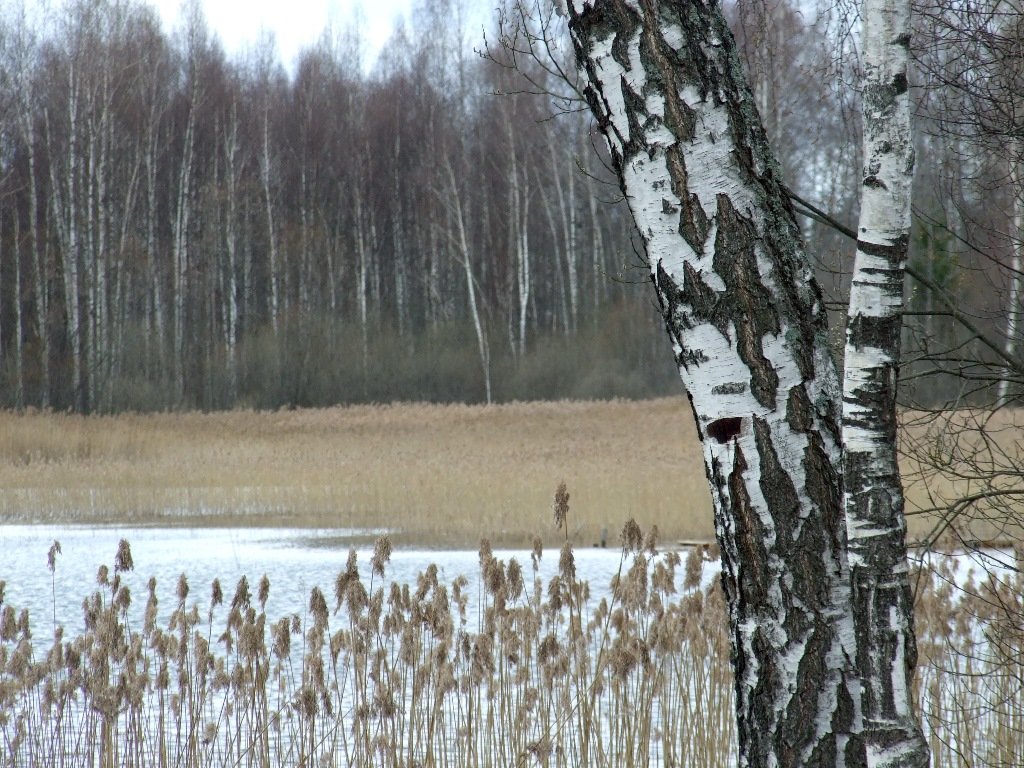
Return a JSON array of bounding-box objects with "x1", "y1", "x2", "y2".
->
[
  {"x1": 999, "y1": 143, "x2": 1022, "y2": 404},
  {"x1": 222, "y1": 103, "x2": 241, "y2": 402},
  {"x1": 841, "y1": 0, "x2": 928, "y2": 763},
  {"x1": 445, "y1": 158, "x2": 492, "y2": 404},
  {"x1": 18, "y1": 87, "x2": 47, "y2": 407},
  {"x1": 567, "y1": 0, "x2": 861, "y2": 764},
  {"x1": 260, "y1": 103, "x2": 280, "y2": 336},
  {"x1": 174, "y1": 89, "x2": 196, "y2": 404}
]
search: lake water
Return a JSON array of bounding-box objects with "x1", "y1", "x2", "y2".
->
[{"x1": 0, "y1": 525, "x2": 708, "y2": 640}]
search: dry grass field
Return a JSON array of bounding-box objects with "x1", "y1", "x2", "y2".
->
[
  {"x1": 0, "y1": 399, "x2": 714, "y2": 547},
  {"x1": 1, "y1": 398, "x2": 1020, "y2": 547},
  {"x1": 901, "y1": 407, "x2": 1024, "y2": 546}
]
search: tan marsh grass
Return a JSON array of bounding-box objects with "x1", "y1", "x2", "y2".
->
[
  {"x1": 1, "y1": 400, "x2": 1021, "y2": 546},
  {"x1": 0, "y1": 400, "x2": 713, "y2": 546}
]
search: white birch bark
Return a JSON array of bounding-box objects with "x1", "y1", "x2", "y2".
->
[
  {"x1": 112, "y1": 150, "x2": 140, "y2": 407},
  {"x1": 174, "y1": 85, "x2": 196, "y2": 403},
  {"x1": 505, "y1": 118, "x2": 529, "y2": 359},
  {"x1": 566, "y1": 149, "x2": 579, "y2": 331},
  {"x1": 10, "y1": 216, "x2": 23, "y2": 407},
  {"x1": 46, "y1": 61, "x2": 84, "y2": 410},
  {"x1": 145, "y1": 114, "x2": 165, "y2": 380},
  {"x1": 354, "y1": 186, "x2": 371, "y2": 387},
  {"x1": 15, "y1": 63, "x2": 47, "y2": 407},
  {"x1": 999, "y1": 143, "x2": 1022, "y2": 404},
  {"x1": 538, "y1": 165, "x2": 570, "y2": 333},
  {"x1": 222, "y1": 102, "x2": 241, "y2": 400},
  {"x1": 586, "y1": 180, "x2": 605, "y2": 318},
  {"x1": 260, "y1": 103, "x2": 280, "y2": 336},
  {"x1": 517, "y1": 184, "x2": 531, "y2": 357},
  {"x1": 841, "y1": 0, "x2": 928, "y2": 762},
  {"x1": 567, "y1": 0, "x2": 860, "y2": 763},
  {"x1": 445, "y1": 158, "x2": 492, "y2": 404}
]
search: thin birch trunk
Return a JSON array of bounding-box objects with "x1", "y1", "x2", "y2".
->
[
  {"x1": 10, "y1": 216, "x2": 24, "y2": 407},
  {"x1": 586, "y1": 181, "x2": 604, "y2": 324},
  {"x1": 261, "y1": 104, "x2": 279, "y2": 335},
  {"x1": 841, "y1": 0, "x2": 928, "y2": 763},
  {"x1": 354, "y1": 187, "x2": 370, "y2": 390},
  {"x1": 999, "y1": 143, "x2": 1022, "y2": 403},
  {"x1": 145, "y1": 118, "x2": 165, "y2": 385},
  {"x1": 517, "y1": 182, "x2": 531, "y2": 358},
  {"x1": 113, "y1": 149, "x2": 140, "y2": 407},
  {"x1": 567, "y1": 0, "x2": 860, "y2": 763},
  {"x1": 538, "y1": 170, "x2": 569, "y2": 333},
  {"x1": 52, "y1": 60, "x2": 85, "y2": 411},
  {"x1": 174, "y1": 89, "x2": 196, "y2": 404},
  {"x1": 19, "y1": 103, "x2": 48, "y2": 407},
  {"x1": 566, "y1": 147, "x2": 579, "y2": 331},
  {"x1": 392, "y1": 135, "x2": 408, "y2": 339},
  {"x1": 222, "y1": 102, "x2": 240, "y2": 401},
  {"x1": 506, "y1": 120, "x2": 531, "y2": 359},
  {"x1": 10, "y1": 4, "x2": 46, "y2": 406},
  {"x1": 445, "y1": 158, "x2": 492, "y2": 404}
]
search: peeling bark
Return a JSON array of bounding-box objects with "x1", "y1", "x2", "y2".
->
[
  {"x1": 566, "y1": 0, "x2": 861, "y2": 764},
  {"x1": 842, "y1": 0, "x2": 928, "y2": 764}
]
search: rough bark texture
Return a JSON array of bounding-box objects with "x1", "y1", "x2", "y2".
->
[
  {"x1": 842, "y1": 0, "x2": 928, "y2": 764},
  {"x1": 566, "y1": 0, "x2": 862, "y2": 764}
]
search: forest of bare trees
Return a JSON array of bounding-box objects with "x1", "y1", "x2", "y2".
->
[
  {"x1": 0, "y1": 0, "x2": 1018, "y2": 414},
  {"x1": 0, "y1": 0, "x2": 679, "y2": 411}
]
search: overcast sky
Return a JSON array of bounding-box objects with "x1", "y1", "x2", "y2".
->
[{"x1": 146, "y1": 0, "x2": 413, "y2": 70}]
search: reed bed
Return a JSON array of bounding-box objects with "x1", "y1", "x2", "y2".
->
[
  {"x1": 0, "y1": 509, "x2": 736, "y2": 768},
  {"x1": 912, "y1": 546, "x2": 1024, "y2": 766},
  {"x1": 3, "y1": 528, "x2": 1022, "y2": 767},
  {"x1": 0, "y1": 400, "x2": 713, "y2": 547}
]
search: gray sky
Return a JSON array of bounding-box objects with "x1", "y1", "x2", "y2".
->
[{"x1": 147, "y1": 0, "x2": 414, "y2": 70}]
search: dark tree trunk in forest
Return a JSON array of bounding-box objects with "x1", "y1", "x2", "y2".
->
[{"x1": 566, "y1": 0, "x2": 862, "y2": 764}]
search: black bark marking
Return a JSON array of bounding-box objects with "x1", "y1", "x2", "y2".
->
[
  {"x1": 728, "y1": 444, "x2": 770, "y2": 610},
  {"x1": 802, "y1": 430, "x2": 844, "y2": 567},
  {"x1": 786, "y1": 385, "x2": 813, "y2": 433},
  {"x1": 856, "y1": 234, "x2": 910, "y2": 259},
  {"x1": 712, "y1": 381, "x2": 747, "y2": 395},
  {"x1": 753, "y1": 417, "x2": 800, "y2": 539},
  {"x1": 660, "y1": 88, "x2": 698, "y2": 143},
  {"x1": 783, "y1": 624, "x2": 828, "y2": 766},
  {"x1": 681, "y1": 261, "x2": 729, "y2": 337},
  {"x1": 749, "y1": 629, "x2": 781, "y2": 761},
  {"x1": 654, "y1": 261, "x2": 711, "y2": 369},
  {"x1": 758, "y1": 416, "x2": 835, "y2": 609},
  {"x1": 707, "y1": 416, "x2": 743, "y2": 444},
  {"x1": 713, "y1": 195, "x2": 780, "y2": 409},
  {"x1": 665, "y1": 145, "x2": 709, "y2": 252},
  {"x1": 686, "y1": 391, "x2": 704, "y2": 441},
  {"x1": 621, "y1": 75, "x2": 648, "y2": 144}
]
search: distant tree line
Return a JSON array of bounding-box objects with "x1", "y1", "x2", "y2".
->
[
  {"x1": 0, "y1": 0, "x2": 1017, "y2": 412},
  {"x1": 0, "y1": 0, "x2": 680, "y2": 411}
]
